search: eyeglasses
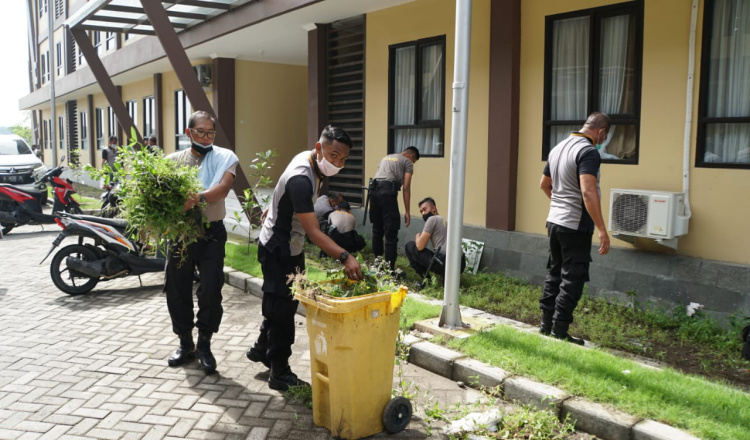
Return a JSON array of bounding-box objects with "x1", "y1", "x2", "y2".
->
[{"x1": 190, "y1": 128, "x2": 217, "y2": 139}]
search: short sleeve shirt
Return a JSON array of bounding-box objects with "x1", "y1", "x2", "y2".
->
[
  {"x1": 373, "y1": 153, "x2": 414, "y2": 185},
  {"x1": 167, "y1": 149, "x2": 238, "y2": 222},
  {"x1": 423, "y1": 215, "x2": 448, "y2": 252},
  {"x1": 328, "y1": 210, "x2": 356, "y2": 234}
]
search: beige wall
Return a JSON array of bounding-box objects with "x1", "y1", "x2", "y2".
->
[
  {"x1": 517, "y1": 0, "x2": 750, "y2": 265},
  {"x1": 234, "y1": 60, "x2": 308, "y2": 183},
  {"x1": 121, "y1": 77, "x2": 154, "y2": 143},
  {"x1": 365, "y1": 0, "x2": 491, "y2": 226}
]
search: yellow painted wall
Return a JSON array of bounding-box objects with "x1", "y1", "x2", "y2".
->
[
  {"x1": 365, "y1": 0, "x2": 490, "y2": 226},
  {"x1": 517, "y1": 0, "x2": 750, "y2": 264},
  {"x1": 234, "y1": 60, "x2": 308, "y2": 183}
]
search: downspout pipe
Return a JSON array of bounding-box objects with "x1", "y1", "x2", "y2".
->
[
  {"x1": 48, "y1": 6, "x2": 57, "y2": 165},
  {"x1": 440, "y1": 0, "x2": 472, "y2": 329},
  {"x1": 682, "y1": 0, "x2": 698, "y2": 218}
]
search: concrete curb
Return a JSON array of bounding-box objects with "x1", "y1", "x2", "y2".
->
[{"x1": 223, "y1": 267, "x2": 701, "y2": 440}]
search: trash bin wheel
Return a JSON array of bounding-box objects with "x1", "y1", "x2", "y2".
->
[{"x1": 382, "y1": 396, "x2": 412, "y2": 434}]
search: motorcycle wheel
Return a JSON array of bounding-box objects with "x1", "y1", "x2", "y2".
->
[{"x1": 50, "y1": 244, "x2": 100, "y2": 295}]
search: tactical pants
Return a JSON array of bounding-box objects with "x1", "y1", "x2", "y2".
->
[
  {"x1": 540, "y1": 222, "x2": 593, "y2": 325},
  {"x1": 405, "y1": 241, "x2": 466, "y2": 278},
  {"x1": 165, "y1": 221, "x2": 226, "y2": 335},
  {"x1": 255, "y1": 245, "x2": 305, "y2": 370},
  {"x1": 370, "y1": 188, "x2": 400, "y2": 269}
]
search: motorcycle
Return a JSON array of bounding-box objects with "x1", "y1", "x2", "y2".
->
[
  {"x1": 0, "y1": 156, "x2": 82, "y2": 235},
  {"x1": 40, "y1": 213, "x2": 165, "y2": 295}
]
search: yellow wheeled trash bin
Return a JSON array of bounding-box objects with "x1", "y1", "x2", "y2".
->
[{"x1": 295, "y1": 286, "x2": 412, "y2": 439}]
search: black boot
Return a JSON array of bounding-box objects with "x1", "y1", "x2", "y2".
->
[
  {"x1": 540, "y1": 310, "x2": 553, "y2": 336},
  {"x1": 168, "y1": 332, "x2": 195, "y2": 366},
  {"x1": 196, "y1": 330, "x2": 217, "y2": 374},
  {"x1": 551, "y1": 321, "x2": 585, "y2": 346},
  {"x1": 269, "y1": 363, "x2": 310, "y2": 391},
  {"x1": 246, "y1": 344, "x2": 271, "y2": 369}
]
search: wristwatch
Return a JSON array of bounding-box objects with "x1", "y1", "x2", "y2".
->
[
  {"x1": 339, "y1": 251, "x2": 350, "y2": 264},
  {"x1": 199, "y1": 193, "x2": 206, "y2": 205}
]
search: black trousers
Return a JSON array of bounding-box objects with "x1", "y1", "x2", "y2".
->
[
  {"x1": 165, "y1": 221, "x2": 226, "y2": 335},
  {"x1": 255, "y1": 245, "x2": 305, "y2": 370},
  {"x1": 405, "y1": 241, "x2": 466, "y2": 277},
  {"x1": 370, "y1": 188, "x2": 400, "y2": 269},
  {"x1": 540, "y1": 222, "x2": 592, "y2": 325}
]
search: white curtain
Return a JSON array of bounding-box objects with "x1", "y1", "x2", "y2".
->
[
  {"x1": 549, "y1": 16, "x2": 589, "y2": 147},
  {"x1": 705, "y1": 0, "x2": 750, "y2": 164},
  {"x1": 393, "y1": 45, "x2": 443, "y2": 155},
  {"x1": 597, "y1": 15, "x2": 629, "y2": 157}
]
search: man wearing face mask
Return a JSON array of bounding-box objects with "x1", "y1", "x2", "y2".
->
[
  {"x1": 246, "y1": 125, "x2": 363, "y2": 391},
  {"x1": 405, "y1": 197, "x2": 465, "y2": 278},
  {"x1": 164, "y1": 111, "x2": 238, "y2": 374},
  {"x1": 539, "y1": 111, "x2": 611, "y2": 345},
  {"x1": 369, "y1": 146, "x2": 419, "y2": 272}
]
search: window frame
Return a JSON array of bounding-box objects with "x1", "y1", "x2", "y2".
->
[
  {"x1": 58, "y1": 116, "x2": 65, "y2": 144},
  {"x1": 127, "y1": 99, "x2": 138, "y2": 133},
  {"x1": 42, "y1": 119, "x2": 49, "y2": 149},
  {"x1": 174, "y1": 89, "x2": 191, "y2": 150},
  {"x1": 143, "y1": 96, "x2": 155, "y2": 137},
  {"x1": 695, "y1": 0, "x2": 750, "y2": 169},
  {"x1": 541, "y1": 1, "x2": 644, "y2": 164},
  {"x1": 95, "y1": 107, "x2": 104, "y2": 149},
  {"x1": 56, "y1": 41, "x2": 63, "y2": 78},
  {"x1": 107, "y1": 106, "x2": 116, "y2": 139},
  {"x1": 80, "y1": 111, "x2": 88, "y2": 150},
  {"x1": 387, "y1": 35, "x2": 447, "y2": 158}
]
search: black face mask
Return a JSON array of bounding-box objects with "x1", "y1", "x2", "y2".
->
[
  {"x1": 191, "y1": 141, "x2": 213, "y2": 155},
  {"x1": 422, "y1": 212, "x2": 434, "y2": 222}
]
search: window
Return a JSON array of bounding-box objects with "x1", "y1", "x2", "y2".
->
[
  {"x1": 127, "y1": 100, "x2": 138, "y2": 133},
  {"x1": 54, "y1": 0, "x2": 63, "y2": 19},
  {"x1": 56, "y1": 41, "x2": 63, "y2": 78},
  {"x1": 42, "y1": 120, "x2": 49, "y2": 149},
  {"x1": 543, "y1": 2, "x2": 643, "y2": 163},
  {"x1": 174, "y1": 90, "x2": 191, "y2": 150},
  {"x1": 107, "y1": 106, "x2": 116, "y2": 139},
  {"x1": 95, "y1": 107, "x2": 104, "y2": 149},
  {"x1": 58, "y1": 116, "x2": 65, "y2": 145},
  {"x1": 105, "y1": 32, "x2": 115, "y2": 51},
  {"x1": 40, "y1": 52, "x2": 47, "y2": 85},
  {"x1": 80, "y1": 111, "x2": 88, "y2": 150},
  {"x1": 143, "y1": 96, "x2": 155, "y2": 137},
  {"x1": 388, "y1": 36, "x2": 446, "y2": 157},
  {"x1": 697, "y1": 0, "x2": 750, "y2": 167},
  {"x1": 93, "y1": 31, "x2": 102, "y2": 54},
  {"x1": 39, "y1": 0, "x2": 47, "y2": 17},
  {"x1": 78, "y1": 40, "x2": 85, "y2": 66}
]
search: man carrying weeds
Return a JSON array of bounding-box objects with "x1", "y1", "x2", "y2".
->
[
  {"x1": 247, "y1": 125, "x2": 363, "y2": 391},
  {"x1": 165, "y1": 111, "x2": 238, "y2": 374},
  {"x1": 539, "y1": 112, "x2": 610, "y2": 345}
]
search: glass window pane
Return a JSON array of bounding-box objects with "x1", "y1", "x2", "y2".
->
[
  {"x1": 548, "y1": 125, "x2": 579, "y2": 150},
  {"x1": 704, "y1": 123, "x2": 750, "y2": 163},
  {"x1": 706, "y1": 0, "x2": 750, "y2": 118},
  {"x1": 599, "y1": 124, "x2": 636, "y2": 160},
  {"x1": 393, "y1": 46, "x2": 415, "y2": 125},
  {"x1": 394, "y1": 127, "x2": 442, "y2": 156},
  {"x1": 599, "y1": 14, "x2": 636, "y2": 115},
  {"x1": 421, "y1": 44, "x2": 443, "y2": 121},
  {"x1": 551, "y1": 16, "x2": 589, "y2": 121}
]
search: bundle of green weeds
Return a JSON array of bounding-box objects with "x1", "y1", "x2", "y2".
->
[
  {"x1": 291, "y1": 257, "x2": 398, "y2": 298},
  {"x1": 84, "y1": 139, "x2": 205, "y2": 256}
]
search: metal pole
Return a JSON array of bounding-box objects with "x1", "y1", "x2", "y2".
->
[
  {"x1": 440, "y1": 0, "x2": 472, "y2": 329},
  {"x1": 48, "y1": 5, "x2": 57, "y2": 165}
]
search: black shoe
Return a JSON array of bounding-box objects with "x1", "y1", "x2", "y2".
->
[
  {"x1": 196, "y1": 331, "x2": 217, "y2": 374},
  {"x1": 246, "y1": 346, "x2": 271, "y2": 369},
  {"x1": 269, "y1": 368, "x2": 310, "y2": 391},
  {"x1": 168, "y1": 333, "x2": 195, "y2": 366},
  {"x1": 551, "y1": 322, "x2": 584, "y2": 346},
  {"x1": 540, "y1": 311, "x2": 553, "y2": 336}
]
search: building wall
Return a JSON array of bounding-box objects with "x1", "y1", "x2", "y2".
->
[
  {"x1": 234, "y1": 60, "x2": 308, "y2": 183},
  {"x1": 516, "y1": 0, "x2": 750, "y2": 265},
  {"x1": 121, "y1": 77, "x2": 156, "y2": 143},
  {"x1": 365, "y1": 0, "x2": 491, "y2": 226}
]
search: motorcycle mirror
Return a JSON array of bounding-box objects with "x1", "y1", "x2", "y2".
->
[{"x1": 59, "y1": 155, "x2": 66, "y2": 165}]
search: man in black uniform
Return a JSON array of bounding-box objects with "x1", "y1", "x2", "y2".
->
[
  {"x1": 539, "y1": 112, "x2": 610, "y2": 345},
  {"x1": 369, "y1": 146, "x2": 419, "y2": 271},
  {"x1": 247, "y1": 125, "x2": 363, "y2": 391}
]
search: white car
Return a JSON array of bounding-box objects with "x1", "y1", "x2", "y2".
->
[{"x1": 0, "y1": 134, "x2": 48, "y2": 204}]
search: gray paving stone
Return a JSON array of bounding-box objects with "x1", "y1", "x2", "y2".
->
[
  {"x1": 632, "y1": 419, "x2": 702, "y2": 440},
  {"x1": 503, "y1": 376, "x2": 570, "y2": 416},
  {"x1": 452, "y1": 358, "x2": 510, "y2": 390},
  {"x1": 407, "y1": 341, "x2": 465, "y2": 378}
]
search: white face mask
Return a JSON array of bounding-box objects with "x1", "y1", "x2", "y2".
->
[{"x1": 317, "y1": 155, "x2": 343, "y2": 177}]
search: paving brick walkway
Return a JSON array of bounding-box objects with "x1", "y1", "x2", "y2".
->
[{"x1": 0, "y1": 226, "x2": 487, "y2": 440}]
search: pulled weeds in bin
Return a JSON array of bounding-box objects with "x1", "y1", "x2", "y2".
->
[{"x1": 290, "y1": 256, "x2": 401, "y2": 298}]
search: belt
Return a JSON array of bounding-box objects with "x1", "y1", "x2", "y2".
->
[{"x1": 373, "y1": 179, "x2": 399, "y2": 192}]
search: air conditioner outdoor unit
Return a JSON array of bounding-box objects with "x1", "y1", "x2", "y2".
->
[
  {"x1": 193, "y1": 64, "x2": 212, "y2": 87},
  {"x1": 608, "y1": 189, "x2": 689, "y2": 249}
]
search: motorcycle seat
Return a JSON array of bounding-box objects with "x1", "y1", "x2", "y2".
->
[
  {"x1": 0, "y1": 184, "x2": 44, "y2": 197},
  {"x1": 68, "y1": 213, "x2": 128, "y2": 230}
]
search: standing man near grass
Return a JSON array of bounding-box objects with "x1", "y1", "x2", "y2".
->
[
  {"x1": 165, "y1": 111, "x2": 238, "y2": 374},
  {"x1": 539, "y1": 112, "x2": 610, "y2": 345},
  {"x1": 246, "y1": 125, "x2": 363, "y2": 391}
]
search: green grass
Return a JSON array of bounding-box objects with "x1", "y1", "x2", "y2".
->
[
  {"x1": 399, "y1": 297, "x2": 442, "y2": 331},
  {"x1": 446, "y1": 325, "x2": 750, "y2": 440}
]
